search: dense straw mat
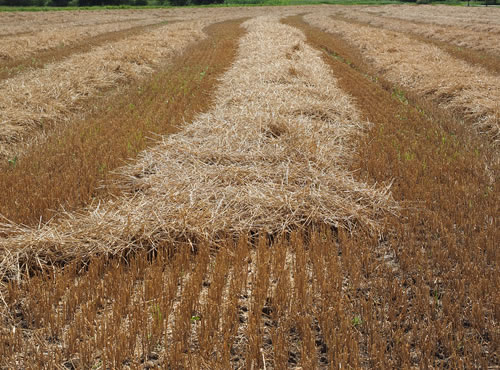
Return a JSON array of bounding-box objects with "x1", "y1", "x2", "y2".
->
[
  {"x1": 0, "y1": 16, "x2": 396, "y2": 281},
  {"x1": 305, "y1": 13, "x2": 500, "y2": 145}
]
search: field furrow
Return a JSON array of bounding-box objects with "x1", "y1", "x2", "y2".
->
[{"x1": 305, "y1": 13, "x2": 500, "y2": 144}]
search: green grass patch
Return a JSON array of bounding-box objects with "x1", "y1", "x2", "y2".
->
[{"x1": 0, "y1": 0, "x2": 403, "y2": 11}]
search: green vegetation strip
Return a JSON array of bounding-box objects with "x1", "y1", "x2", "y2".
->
[
  {"x1": 0, "y1": 0, "x2": 402, "y2": 12},
  {"x1": 0, "y1": 18, "x2": 247, "y2": 226}
]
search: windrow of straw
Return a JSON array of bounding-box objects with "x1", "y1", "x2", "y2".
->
[
  {"x1": 358, "y1": 4, "x2": 500, "y2": 33},
  {"x1": 0, "y1": 9, "x2": 171, "y2": 36},
  {"x1": 333, "y1": 7, "x2": 500, "y2": 58},
  {"x1": 0, "y1": 15, "x2": 396, "y2": 281},
  {"x1": 0, "y1": 17, "x2": 168, "y2": 62},
  {"x1": 305, "y1": 13, "x2": 500, "y2": 145},
  {"x1": 0, "y1": 7, "x2": 312, "y2": 159},
  {"x1": 0, "y1": 6, "x2": 301, "y2": 38},
  {"x1": 0, "y1": 20, "x2": 212, "y2": 159},
  {"x1": 0, "y1": 7, "x2": 262, "y2": 62}
]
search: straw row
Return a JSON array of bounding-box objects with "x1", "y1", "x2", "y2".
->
[
  {"x1": 0, "y1": 9, "x2": 172, "y2": 36},
  {"x1": 0, "y1": 7, "x2": 267, "y2": 61},
  {"x1": 0, "y1": 15, "x2": 396, "y2": 281},
  {"x1": 0, "y1": 17, "x2": 168, "y2": 62},
  {"x1": 305, "y1": 13, "x2": 500, "y2": 145},
  {"x1": 333, "y1": 6, "x2": 500, "y2": 57},
  {"x1": 0, "y1": 6, "x2": 303, "y2": 37},
  {"x1": 358, "y1": 4, "x2": 500, "y2": 33},
  {"x1": 0, "y1": 8, "x2": 327, "y2": 159},
  {"x1": 0, "y1": 20, "x2": 212, "y2": 159}
]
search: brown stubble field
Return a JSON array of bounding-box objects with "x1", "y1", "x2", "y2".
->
[{"x1": 0, "y1": 5, "x2": 498, "y2": 369}]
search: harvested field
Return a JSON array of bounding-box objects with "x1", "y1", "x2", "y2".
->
[
  {"x1": 0, "y1": 17, "x2": 166, "y2": 63},
  {"x1": 359, "y1": 4, "x2": 500, "y2": 31},
  {"x1": 0, "y1": 9, "x2": 171, "y2": 36},
  {"x1": 305, "y1": 13, "x2": 500, "y2": 144},
  {"x1": 327, "y1": 8, "x2": 500, "y2": 77},
  {"x1": 0, "y1": 15, "x2": 394, "y2": 278},
  {"x1": 0, "y1": 7, "x2": 265, "y2": 73},
  {"x1": 0, "y1": 20, "x2": 208, "y2": 159},
  {"x1": 284, "y1": 14, "x2": 499, "y2": 367},
  {"x1": 332, "y1": 7, "x2": 500, "y2": 58},
  {"x1": 0, "y1": 7, "x2": 302, "y2": 160},
  {"x1": 0, "y1": 17, "x2": 248, "y2": 226},
  {"x1": 0, "y1": 6, "x2": 498, "y2": 369},
  {"x1": 0, "y1": 20, "x2": 173, "y2": 82}
]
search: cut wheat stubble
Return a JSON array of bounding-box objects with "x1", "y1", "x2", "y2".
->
[
  {"x1": 0, "y1": 15, "x2": 396, "y2": 282},
  {"x1": 358, "y1": 4, "x2": 500, "y2": 33},
  {"x1": 0, "y1": 20, "x2": 212, "y2": 159},
  {"x1": 305, "y1": 13, "x2": 500, "y2": 145},
  {"x1": 332, "y1": 7, "x2": 500, "y2": 60}
]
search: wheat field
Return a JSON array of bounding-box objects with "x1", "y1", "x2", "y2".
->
[{"x1": 0, "y1": 5, "x2": 498, "y2": 368}]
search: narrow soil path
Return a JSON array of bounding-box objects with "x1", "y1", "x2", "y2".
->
[
  {"x1": 0, "y1": 21, "x2": 172, "y2": 81},
  {"x1": 0, "y1": 18, "x2": 247, "y2": 226}
]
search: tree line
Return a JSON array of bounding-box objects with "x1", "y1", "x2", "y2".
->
[{"x1": 0, "y1": 0, "x2": 224, "y2": 6}]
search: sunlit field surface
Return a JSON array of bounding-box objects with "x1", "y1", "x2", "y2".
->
[{"x1": 0, "y1": 5, "x2": 498, "y2": 368}]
